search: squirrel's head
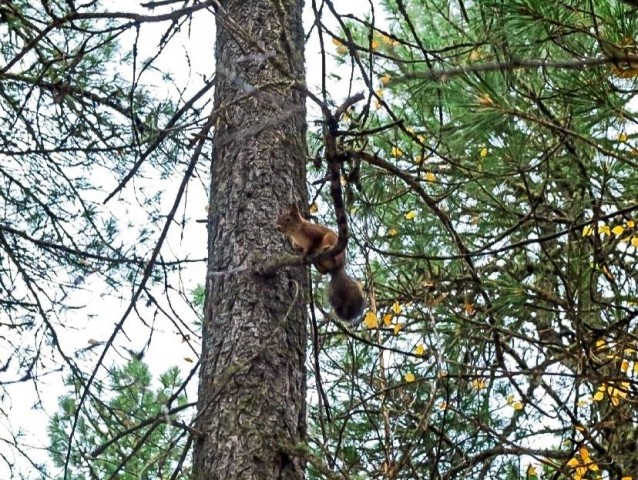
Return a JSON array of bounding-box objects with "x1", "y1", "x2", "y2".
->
[{"x1": 276, "y1": 203, "x2": 302, "y2": 232}]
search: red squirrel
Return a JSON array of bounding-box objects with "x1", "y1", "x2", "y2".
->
[{"x1": 276, "y1": 203, "x2": 366, "y2": 323}]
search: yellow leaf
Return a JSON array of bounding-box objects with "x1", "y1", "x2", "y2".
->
[
  {"x1": 527, "y1": 464, "x2": 537, "y2": 476},
  {"x1": 607, "y1": 384, "x2": 625, "y2": 399},
  {"x1": 464, "y1": 301, "x2": 474, "y2": 315},
  {"x1": 331, "y1": 37, "x2": 342, "y2": 46},
  {"x1": 371, "y1": 39, "x2": 379, "y2": 50},
  {"x1": 479, "y1": 147, "x2": 488, "y2": 157},
  {"x1": 566, "y1": 457, "x2": 579, "y2": 467},
  {"x1": 588, "y1": 463, "x2": 599, "y2": 471},
  {"x1": 404, "y1": 210, "x2": 417, "y2": 220},
  {"x1": 593, "y1": 391, "x2": 605, "y2": 401},
  {"x1": 414, "y1": 155, "x2": 423, "y2": 164},
  {"x1": 618, "y1": 132, "x2": 628, "y2": 142},
  {"x1": 414, "y1": 344, "x2": 425, "y2": 356},
  {"x1": 308, "y1": 202, "x2": 319, "y2": 214},
  {"x1": 380, "y1": 73, "x2": 391, "y2": 85},
  {"x1": 377, "y1": 314, "x2": 390, "y2": 328},
  {"x1": 477, "y1": 93, "x2": 493, "y2": 106},
  {"x1": 575, "y1": 424, "x2": 585, "y2": 432},
  {"x1": 628, "y1": 220, "x2": 635, "y2": 228},
  {"x1": 391, "y1": 146, "x2": 404, "y2": 157},
  {"x1": 438, "y1": 401, "x2": 448, "y2": 410},
  {"x1": 579, "y1": 446, "x2": 590, "y2": 462},
  {"x1": 634, "y1": 363, "x2": 638, "y2": 374},
  {"x1": 417, "y1": 135, "x2": 426, "y2": 143},
  {"x1": 512, "y1": 401, "x2": 523, "y2": 410},
  {"x1": 363, "y1": 311, "x2": 378, "y2": 329},
  {"x1": 632, "y1": 236, "x2": 638, "y2": 247},
  {"x1": 421, "y1": 277, "x2": 434, "y2": 287},
  {"x1": 621, "y1": 477, "x2": 633, "y2": 480},
  {"x1": 184, "y1": 357, "x2": 194, "y2": 363},
  {"x1": 380, "y1": 34, "x2": 393, "y2": 45},
  {"x1": 404, "y1": 372, "x2": 415, "y2": 382},
  {"x1": 621, "y1": 359, "x2": 629, "y2": 372},
  {"x1": 393, "y1": 323, "x2": 403, "y2": 335},
  {"x1": 582, "y1": 225, "x2": 594, "y2": 236},
  {"x1": 423, "y1": 171, "x2": 436, "y2": 182},
  {"x1": 611, "y1": 63, "x2": 638, "y2": 77},
  {"x1": 595, "y1": 339, "x2": 606, "y2": 350},
  {"x1": 392, "y1": 301, "x2": 402, "y2": 314},
  {"x1": 469, "y1": 49, "x2": 482, "y2": 61},
  {"x1": 336, "y1": 45, "x2": 348, "y2": 55},
  {"x1": 388, "y1": 227, "x2": 399, "y2": 237},
  {"x1": 612, "y1": 225, "x2": 625, "y2": 236},
  {"x1": 599, "y1": 225, "x2": 611, "y2": 235},
  {"x1": 471, "y1": 378, "x2": 486, "y2": 390}
]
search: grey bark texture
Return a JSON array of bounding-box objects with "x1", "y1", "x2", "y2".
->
[{"x1": 193, "y1": 0, "x2": 308, "y2": 478}]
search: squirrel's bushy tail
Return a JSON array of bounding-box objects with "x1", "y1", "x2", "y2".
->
[{"x1": 328, "y1": 268, "x2": 366, "y2": 323}]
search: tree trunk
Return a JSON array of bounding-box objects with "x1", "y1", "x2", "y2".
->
[{"x1": 193, "y1": 1, "x2": 308, "y2": 479}]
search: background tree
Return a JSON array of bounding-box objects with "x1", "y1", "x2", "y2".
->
[
  {"x1": 0, "y1": 1, "x2": 209, "y2": 477},
  {"x1": 301, "y1": 0, "x2": 638, "y2": 479},
  {"x1": 2, "y1": 0, "x2": 308, "y2": 478},
  {"x1": 4, "y1": 0, "x2": 638, "y2": 479},
  {"x1": 48, "y1": 359, "x2": 191, "y2": 480}
]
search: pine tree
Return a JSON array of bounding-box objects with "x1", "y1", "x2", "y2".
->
[
  {"x1": 5, "y1": 0, "x2": 638, "y2": 478},
  {"x1": 192, "y1": 0, "x2": 308, "y2": 478},
  {"x1": 48, "y1": 359, "x2": 190, "y2": 479},
  {"x1": 302, "y1": 1, "x2": 638, "y2": 478}
]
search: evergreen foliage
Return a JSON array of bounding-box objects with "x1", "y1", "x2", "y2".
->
[
  {"x1": 48, "y1": 360, "x2": 191, "y2": 480},
  {"x1": 2, "y1": 0, "x2": 638, "y2": 478},
  {"x1": 306, "y1": 0, "x2": 638, "y2": 478}
]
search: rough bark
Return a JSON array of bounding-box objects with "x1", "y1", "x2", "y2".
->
[{"x1": 193, "y1": 1, "x2": 308, "y2": 479}]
